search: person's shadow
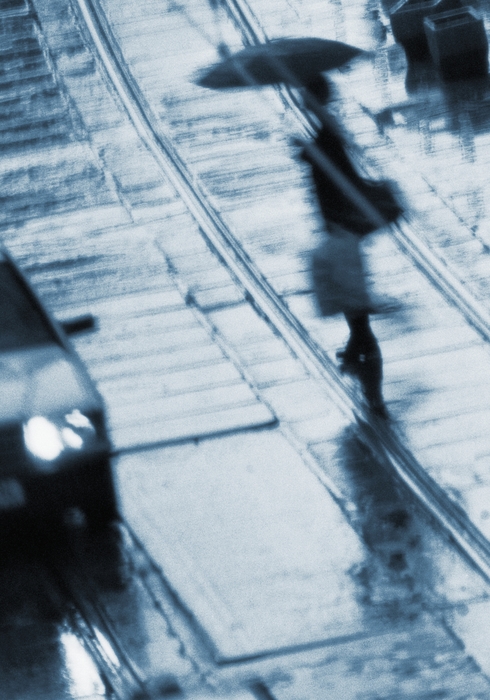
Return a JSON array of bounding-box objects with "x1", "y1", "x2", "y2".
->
[{"x1": 334, "y1": 425, "x2": 436, "y2": 620}]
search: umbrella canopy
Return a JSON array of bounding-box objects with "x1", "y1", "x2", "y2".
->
[{"x1": 195, "y1": 38, "x2": 366, "y2": 89}]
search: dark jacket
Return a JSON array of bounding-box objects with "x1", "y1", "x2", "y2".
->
[{"x1": 302, "y1": 123, "x2": 402, "y2": 235}]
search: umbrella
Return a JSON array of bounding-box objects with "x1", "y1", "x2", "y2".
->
[{"x1": 195, "y1": 37, "x2": 366, "y2": 89}]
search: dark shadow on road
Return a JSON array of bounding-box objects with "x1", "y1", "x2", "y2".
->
[{"x1": 335, "y1": 425, "x2": 441, "y2": 622}]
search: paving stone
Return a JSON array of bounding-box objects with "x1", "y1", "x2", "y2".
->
[
  {"x1": 115, "y1": 431, "x2": 367, "y2": 659},
  {"x1": 269, "y1": 615, "x2": 490, "y2": 699},
  {"x1": 88, "y1": 342, "x2": 225, "y2": 381},
  {"x1": 86, "y1": 289, "x2": 188, "y2": 319},
  {"x1": 208, "y1": 304, "x2": 278, "y2": 348},
  {"x1": 417, "y1": 436, "x2": 490, "y2": 478},
  {"x1": 76, "y1": 327, "x2": 213, "y2": 364},
  {"x1": 245, "y1": 356, "x2": 307, "y2": 388},
  {"x1": 377, "y1": 322, "x2": 479, "y2": 362},
  {"x1": 191, "y1": 283, "x2": 245, "y2": 309},
  {"x1": 261, "y1": 379, "x2": 341, "y2": 423},
  {"x1": 405, "y1": 409, "x2": 490, "y2": 452},
  {"x1": 287, "y1": 412, "x2": 349, "y2": 446},
  {"x1": 227, "y1": 336, "x2": 294, "y2": 366},
  {"x1": 111, "y1": 401, "x2": 275, "y2": 450},
  {"x1": 446, "y1": 600, "x2": 490, "y2": 678},
  {"x1": 101, "y1": 361, "x2": 243, "y2": 401}
]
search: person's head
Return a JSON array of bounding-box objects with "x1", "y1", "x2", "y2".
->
[{"x1": 304, "y1": 74, "x2": 332, "y2": 105}]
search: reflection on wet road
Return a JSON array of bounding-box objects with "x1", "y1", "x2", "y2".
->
[{"x1": 0, "y1": 534, "x2": 107, "y2": 699}]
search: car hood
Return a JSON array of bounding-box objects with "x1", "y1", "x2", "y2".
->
[{"x1": 0, "y1": 344, "x2": 100, "y2": 423}]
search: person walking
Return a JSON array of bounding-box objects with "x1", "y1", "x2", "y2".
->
[{"x1": 301, "y1": 75, "x2": 402, "y2": 418}]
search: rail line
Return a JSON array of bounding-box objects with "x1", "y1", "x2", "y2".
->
[
  {"x1": 2, "y1": 530, "x2": 141, "y2": 700},
  {"x1": 73, "y1": 0, "x2": 490, "y2": 587},
  {"x1": 48, "y1": 533, "x2": 187, "y2": 700},
  {"x1": 48, "y1": 563, "x2": 141, "y2": 700},
  {"x1": 40, "y1": 524, "x2": 199, "y2": 700}
]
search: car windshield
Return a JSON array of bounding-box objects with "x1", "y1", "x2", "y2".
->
[{"x1": 0, "y1": 261, "x2": 57, "y2": 351}]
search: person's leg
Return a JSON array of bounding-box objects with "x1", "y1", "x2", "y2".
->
[
  {"x1": 341, "y1": 313, "x2": 387, "y2": 417},
  {"x1": 338, "y1": 312, "x2": 375, "y2": 363},
  {"x1": 345, "y1": 313, "x2": 378, "y2": 355}
]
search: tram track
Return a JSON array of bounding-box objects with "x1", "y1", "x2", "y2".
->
[
  {"x1": 40, "y1": 530, "x2": 145, "y2": 700},
  {"x1": 0, "y1": 528, "x2": 140, "y2": 700},
  {"x1": 36, "y1": 522, "x2": 201, "y2": 700},
  {"x1": 68, "y1": 0, "x2": 490, "y2": 586}
]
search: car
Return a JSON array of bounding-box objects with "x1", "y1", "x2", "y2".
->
[{"x1": 0, "y1": 245, "x2": 118, "y2": 529}]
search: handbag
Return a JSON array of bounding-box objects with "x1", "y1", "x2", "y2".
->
[{"x1": 354, "y1": 178, "x2": 404, "y2": 235}]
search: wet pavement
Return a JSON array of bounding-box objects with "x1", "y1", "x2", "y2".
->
[{"x1": 3, "y1": 0, "x2": 490, "y2": 697}]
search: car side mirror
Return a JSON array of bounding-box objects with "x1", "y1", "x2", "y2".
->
[{"x1": 59, "y1": 313, "x2": 97, "y2": 336}]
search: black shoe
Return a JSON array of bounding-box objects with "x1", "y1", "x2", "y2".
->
[{"x1": 369, "y1": 399, "x2": 389, "y2": 419}]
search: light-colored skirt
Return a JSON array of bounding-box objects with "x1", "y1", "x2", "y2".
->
[{"x1": 311, "y1": 228, "x2": 371, "y2": 317}]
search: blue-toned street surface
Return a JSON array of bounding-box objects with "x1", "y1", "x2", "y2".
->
[{"x1": 3, "y1": 0, "x2": 490, "y2": 698}]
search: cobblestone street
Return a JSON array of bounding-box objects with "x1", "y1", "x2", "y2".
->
[{"x1": 2, "y1": 0, "x2": 490, "y2": 698}]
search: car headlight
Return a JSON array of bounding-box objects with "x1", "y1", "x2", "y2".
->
[{"x1": 23, "y1": 410, "x2": 97, "y2": 469}]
